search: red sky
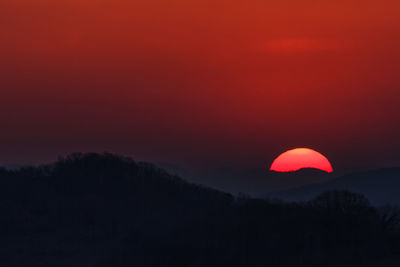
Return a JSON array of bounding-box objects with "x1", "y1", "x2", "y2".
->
[{"x1": 1, "y1": 0, "x2": 400, "y2": 171}]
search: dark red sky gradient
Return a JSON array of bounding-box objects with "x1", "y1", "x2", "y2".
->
[{"x1": 1, "y1": 0, "x2": 400, "y2": 170}]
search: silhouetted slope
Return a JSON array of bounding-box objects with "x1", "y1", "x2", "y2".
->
[
  {"x1": 1, "y1": 153, "x2": 400, "y2": 267},
  {"x1": 0, "y1": 153, "x2": 233, "y2": 266},
  {"x1": 166, "y1": 166, "x2": 334, "y2": 196},
  {"x1": 269, "y1": 168, "x2": 400, "y2": 205}
]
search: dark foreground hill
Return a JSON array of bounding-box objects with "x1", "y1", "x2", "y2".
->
[
  {"x1": 268, "y1": 168, "x2": 400, "y2": 206},
  {"x1": 1, "y1": 153, "x2": 400, "y2": 267}
]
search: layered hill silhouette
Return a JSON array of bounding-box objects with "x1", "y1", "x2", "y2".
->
[
  {"x1": 159, "y1": 164, "x2": 334, "y2": 196},
  {"x1": 2, "y1": 153, "x2": 400, "y2": 266},
  {"x1": 268, "y1": 168, "x2": 400, "y2": 205}
]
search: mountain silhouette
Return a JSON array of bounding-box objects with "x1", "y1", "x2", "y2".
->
[
  {"x1": 268, "y1": 168, "x2": 400, "y2": 205},
  {"x1": 2, "y1": 153, "x2": 400, "y2": 266},
  {"x1": 160, "y1": 166, "x2": 335, "y2": 196}
]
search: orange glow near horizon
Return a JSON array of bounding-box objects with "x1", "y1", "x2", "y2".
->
[{"x1": 270, "y1": 148, "x2": 333, "y2": 173}]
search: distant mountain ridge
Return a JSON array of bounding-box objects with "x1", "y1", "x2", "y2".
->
[
  {"x1": 268, "y1": 168, "x2": 400, "y2": 205},
  {"x1": 158, "y1": 165, "x2": 335, "y2": 196}
]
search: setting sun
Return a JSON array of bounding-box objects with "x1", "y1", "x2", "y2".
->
[{"x1": 270, "y1": 148, "x2": 333, "y2": 173}]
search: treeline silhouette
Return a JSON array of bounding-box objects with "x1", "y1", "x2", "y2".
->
[{"x1": 1, "y1": 153, "x2": 400, "y2": 266}]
